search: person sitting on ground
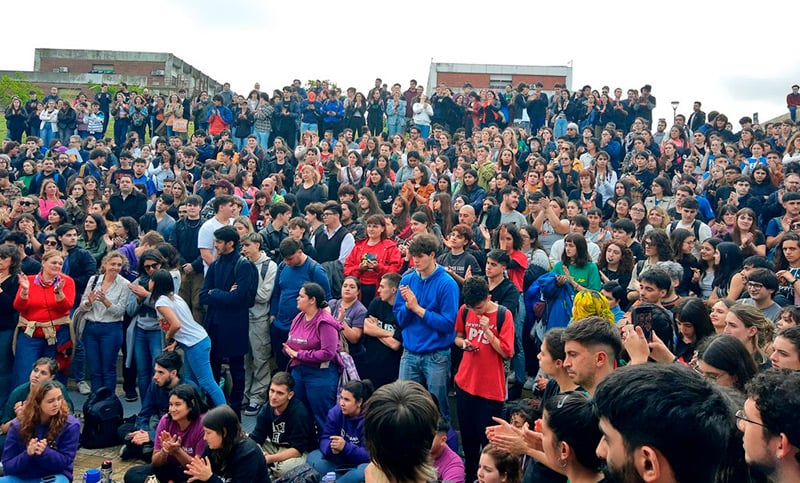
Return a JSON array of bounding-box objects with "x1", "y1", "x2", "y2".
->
[
  {"x1": 0, "y1": 380, "x2": 80, "y2": 483},
  {"x1": 123, "y1": 384, "x2": 207, "y2": 483}
]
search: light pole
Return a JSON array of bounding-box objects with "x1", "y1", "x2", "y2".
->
[{"x1": 671, "y1": 101, "x2": 680, "y2": 122}]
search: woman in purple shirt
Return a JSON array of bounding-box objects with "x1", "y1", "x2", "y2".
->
[
  {"x1": 123, "y1": 384, "x2": 207, "y2": 483},
  {"x1": 283, "y1": 282, "x2": 343, "y2": 430},
  {"x1": 0, "y1": 380, "x2": 80, "y2": 483}
]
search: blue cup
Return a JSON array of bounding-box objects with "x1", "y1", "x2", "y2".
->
[{"x1": 84, "y1": 468, "x2": 101, "y2": 483}]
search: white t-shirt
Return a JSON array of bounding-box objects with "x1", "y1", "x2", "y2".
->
[
  {"x1": 155, "y1": 295, "x2": 207, "y2": 348},
  {"x1": 197, "y1": 216, "x2": 230, "y2": 273}
]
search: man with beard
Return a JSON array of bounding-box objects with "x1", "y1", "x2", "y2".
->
[
  {"x1": 741, "y1": 369, "x2": 800, "y2": 482},
  {"x1": 594, "y1": 364, "x2": 730, "y2": 483}
]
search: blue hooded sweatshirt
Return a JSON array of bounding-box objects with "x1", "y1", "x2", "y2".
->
[
  {"x1": 393, "y1": 265, "x2": 459, "y2": 353},
  {"x1": 319, "y1": 405, "x2": 369, "y2": 464}
]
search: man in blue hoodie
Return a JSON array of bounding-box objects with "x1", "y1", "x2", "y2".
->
[{"x1": 393, "y1": 233, "x2": 459, "y2": 423}]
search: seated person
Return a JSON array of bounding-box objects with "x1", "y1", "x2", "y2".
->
[
  {"x1": 118, "y1": 351, "x2": 189, "y2": 462},
  {"x1": 0, "y1": 358, "x2": 73, "y2": 458},
  {"x1": 431, "y1": 418, "x2": 465, "y2": 483},
  {"x1": 0, "y1": 380, "x2": 80, "y2": 483},
  {"x1": 307, "y1": 380, "x2": 373, "y2": 482},
  {"x1": 249, "y1": 371, "x2": 317, "y2": 478},
  {"x1": 123, "y1": 384, "x2": 207, "y2": 483}
]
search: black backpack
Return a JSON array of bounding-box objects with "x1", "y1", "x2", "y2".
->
[{"x1": 80, "y1": 386, "x2": 123, "y2": 448}]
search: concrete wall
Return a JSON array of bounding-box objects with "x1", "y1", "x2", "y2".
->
[{"x1": 429, "y1": 62, "x2": 572, "y2": 93}]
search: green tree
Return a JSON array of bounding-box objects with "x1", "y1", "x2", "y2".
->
[{"x1": 0, "y1": 74, "x2": 42, "y2": 109}]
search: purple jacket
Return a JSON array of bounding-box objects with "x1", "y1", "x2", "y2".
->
[
  {"x1": 319, "y1": 405, "x2": 369, "y2": 464},
  {"x1": 285, "y1": 309, "x2": 343, "y2": 369},
  {"x1": 2, "y1": 415, "x2": 81, "y2": 481}
]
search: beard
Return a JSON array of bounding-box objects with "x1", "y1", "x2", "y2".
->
[{"x1": 601, "y1": 457, "x2": 646, "y2": 483}]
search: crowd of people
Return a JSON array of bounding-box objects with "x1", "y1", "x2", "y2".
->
[{"x1": 0, "y1": 76, "x2": 799, "y2": 483}]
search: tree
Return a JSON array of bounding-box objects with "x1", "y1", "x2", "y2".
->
[{"x1": 0, "y1": 74, "x2": 42, "y2": 109}]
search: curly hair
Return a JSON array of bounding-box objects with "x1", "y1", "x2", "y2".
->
[
  {"x1": 19, "y1": 380, "x2": 69, "y2": 445},
  {"x1": 598, "y1": 240, "x2": 635, "y2": 274}
]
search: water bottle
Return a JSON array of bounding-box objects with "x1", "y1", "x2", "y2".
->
[
  {"x1": 322, "y1": 471, "x2": 336, "y2": 482},
  {"x1": 100, "y1": 459, "x2": 112, "y2": 483}
]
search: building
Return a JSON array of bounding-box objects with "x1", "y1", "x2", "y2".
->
[
  {"x1": 427, "y1": 62, "x2": 572, "y2": 94},
  {"x1": 0, "y1": 48, "x2": 223, "y2": 97}
]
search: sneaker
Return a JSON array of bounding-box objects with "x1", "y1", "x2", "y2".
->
[
  {"x1": 125, "y1": 392, "x2": 138, "y2": 402},
  {"x1": 77, "y1": 381, "x2": 91, "y2": 395},
  {"x1": 243, "y1": 403, "x2": 262, "y2": 417},
  {"x1": 523, "y1": 376, "x2": 535, "y2": 391}
]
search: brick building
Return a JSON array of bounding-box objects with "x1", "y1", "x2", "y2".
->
[
  {"x1": 0, "y1": 48, "x2": 222, "y2": 98},
  {"x1": 427, "y1": 62, "x2": 572, "y2": 95}
]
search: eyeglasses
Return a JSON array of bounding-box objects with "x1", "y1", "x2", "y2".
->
[
  {"x1": 735, "y1": 409, "x2": 766, "y2": 430},
  {"x1": 44, "y1": 240, "x2": 58, "y2": 246},
  {"x1": 746, "y1": 281, "x2": 764, "y2": 290},
  {"x1": 143, "y1": 263, "x2": 161, "y2": 271},
  {"x1": 631, "y1": 207, "x2": 646, "y2": 212}
]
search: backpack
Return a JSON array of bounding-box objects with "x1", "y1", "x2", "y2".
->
[
  {"x1": 80, "y1": 386, "x2": 123, "y2": 448},
  {"x1": 273, "y1": 463, "x2": 320, "y2": 483},
  {"x1": 669, "y1": 219, "x2": 701, "y2": 239},
  {"x1": 234, "y1": 255, "x2": 259, "y2": 308}
]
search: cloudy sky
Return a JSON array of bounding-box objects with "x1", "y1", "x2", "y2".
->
[{"x1": 3, "y1": 0, "x2": 798, "y2": 126}]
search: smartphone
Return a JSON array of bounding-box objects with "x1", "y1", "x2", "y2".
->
[
  {"x1": 365, "y1": 253, "x2": 377, "y2": 262},
  {"x1": 753, "y1": 112, "x2": 759, "y2": 124},
  {"x1": 631, "y1": 305, "x2": 654, "y2": 340}
]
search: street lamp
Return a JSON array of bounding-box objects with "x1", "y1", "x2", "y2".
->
[{"x1": 671, "y1": 101, "x2": 680, "y2": 122}]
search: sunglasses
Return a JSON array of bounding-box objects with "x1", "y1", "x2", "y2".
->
[
  {"x1": 44, "y1": 240, "x2": 58, "y2": 246},
  {"x1": 19, "y1": 201, "x2": 34, "y2": 206},
  {"x1": 143, "y1": 263, "x2": 161, "y2": 271}
]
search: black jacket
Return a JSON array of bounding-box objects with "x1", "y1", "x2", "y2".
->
[
  {"x1": 169, "y1": 217, "x2": 204, "y2": 273},
  {"x1": 249, "y1": 398, "x2": 316, "y2": 453},
  {"x1": 202, "y1": 437, "x2": 270, "y2": 483},
  {"x1": 110, "y1": 191, "x2": 148, "y2": 221},
  {"x1": 64, "y1": 246, "x2": 98, "y2": 308}
]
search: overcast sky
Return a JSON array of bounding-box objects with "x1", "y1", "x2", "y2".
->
[{"x1": 4, "y1": 0, "x2": 798, "y2": 126}]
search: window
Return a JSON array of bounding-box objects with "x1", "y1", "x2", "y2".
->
[
  {"x1": 90, "y1": 64, "x2": 114, "y2": 74},
  {"x1": 489, "y1": 75, "x2": 512, "y2": 90}
]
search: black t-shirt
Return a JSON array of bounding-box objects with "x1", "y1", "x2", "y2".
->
[
  {"x1": 358, "y1": 298, "x2": 403, "y2": 389},
  {"x1": 249, "y1": 398, "x2": 316, "y2": 453},
  {"x1": 437, "y1": 250, "x2": 483, "y2": 279},
  {"x1": 629, "y1": 241, "x2": 645, "y2": 261}
]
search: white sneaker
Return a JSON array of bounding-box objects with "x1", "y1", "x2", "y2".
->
[{"x1": 77, "y1": 381, "x2": 91, "y2": 395}]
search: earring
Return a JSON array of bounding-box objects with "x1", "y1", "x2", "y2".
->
[{"x1": 558, "y1": 458, "x2": 567, "y2": 468}]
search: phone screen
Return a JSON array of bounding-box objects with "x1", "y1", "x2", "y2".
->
[{"x1": 632, "y1": 306, "x2": 654, "y2": 340}]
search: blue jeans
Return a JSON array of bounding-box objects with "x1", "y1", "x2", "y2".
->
[
  {"x1": 291, "y1": 364, "x2": 338, "y2": 431},
  {"x1": 512, "y1": 293, "x2": 526, "y2": 384},
  {"x1": 255, "y1": 130, "x2": 270, "y2": 151},
  {"x1": 387, "y1": 117, "x2": 404, "y2": 136},
  {"x1": 40, "y1": 124, "x2": 54, "y2": 152},
  {"x1": 415, "y1": 124, "x2": 430, "y2": 139},
  {"x1": 307, "y1": 450, "x2": 367, "y2": 483},
  {"x1": 166, "y1": 126, "x2": 174, "y2": 138},
  {"x1": 134, "y1": 327, "x2": 164, "y2": 401},
  {"x1": 71, "y1": 337, "x2": 86, "y2": 382},
  {"x1": 83, "y1": 321, "x2": 123, "y2": 392},
  {"x1": 13, "y1": 326, "x2": 70, "y2": 387},
  {"x1": 0, "y1": 475, "x2": 69, "y2": 483},
  {"x1": 791, "y1": 106, "x2": 798, "y2": 123},
  {"x1": 399, "y1": 348, "x2": 451, "y2": 423},
  {"x1": 300, "y1": 123, "x2": 317, "y2": 136},
  {"x1": 0, "y1": 329, "x2": 14, "y2": 410},
  {"x1": 181, "y1": 337, "x2": 226, "y2": 407}
]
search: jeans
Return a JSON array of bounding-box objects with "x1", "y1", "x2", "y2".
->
[
  {"x1": 307, "y1": 450, "x2": 368, "y2": 483},
  {"x1": 399, "y1": 348, "x2": 451, "y2": 422},
  {"x1": 83, "y1": 321, "x2": 123, "y2": 392},
  {"x1": 134, "y1": 327, "x2": 164, "y2": 401},
  {"x1": 457, "y1": 387, "x2": 503, "y2": 483},
  {"x1": 300, "y1": 123, "x2": 317, "y2": 136},
  {"x1": 40, "y1": 124, "x2": 54, "y2": 152},
  {"x1": 387, "y1": 117, "x2": 404, "y2": 136},
  {"x1": 255, "y1": 130, "x2": 271, "y2": 151},
  {"x1": 165, "y1": 126, "x2": 174, "y2": 139},
  {"x1": 180, "y1": 336, "x2": 226, "y2": 407},
  {"x1": 0, "y1": 475, "x2": 70, "y2": 483},
  {"x1": 13, "y1": 325, "x2": 70, "y2": 387},
  {"x1": 791, "y1": 106, "x2": 798, "y2": 123},
  {"x1": 291, "y1": 364, "x2": 339, "y2": 431},
  {"x1": 270, "y1": 324, "x2": 290, "y2": 371},
  {"x1": 512, "y1": 293, "x2": 527, "y2": 384},
  {"x1": 0, "y1": 329, "x2": 14, "y2": 410},
  {"x1": 71, "y1": 338, "x2": 86, "y2": 382},
  {"x1": 415, "y1": 124, "x2": 431, "y2": 139}
]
